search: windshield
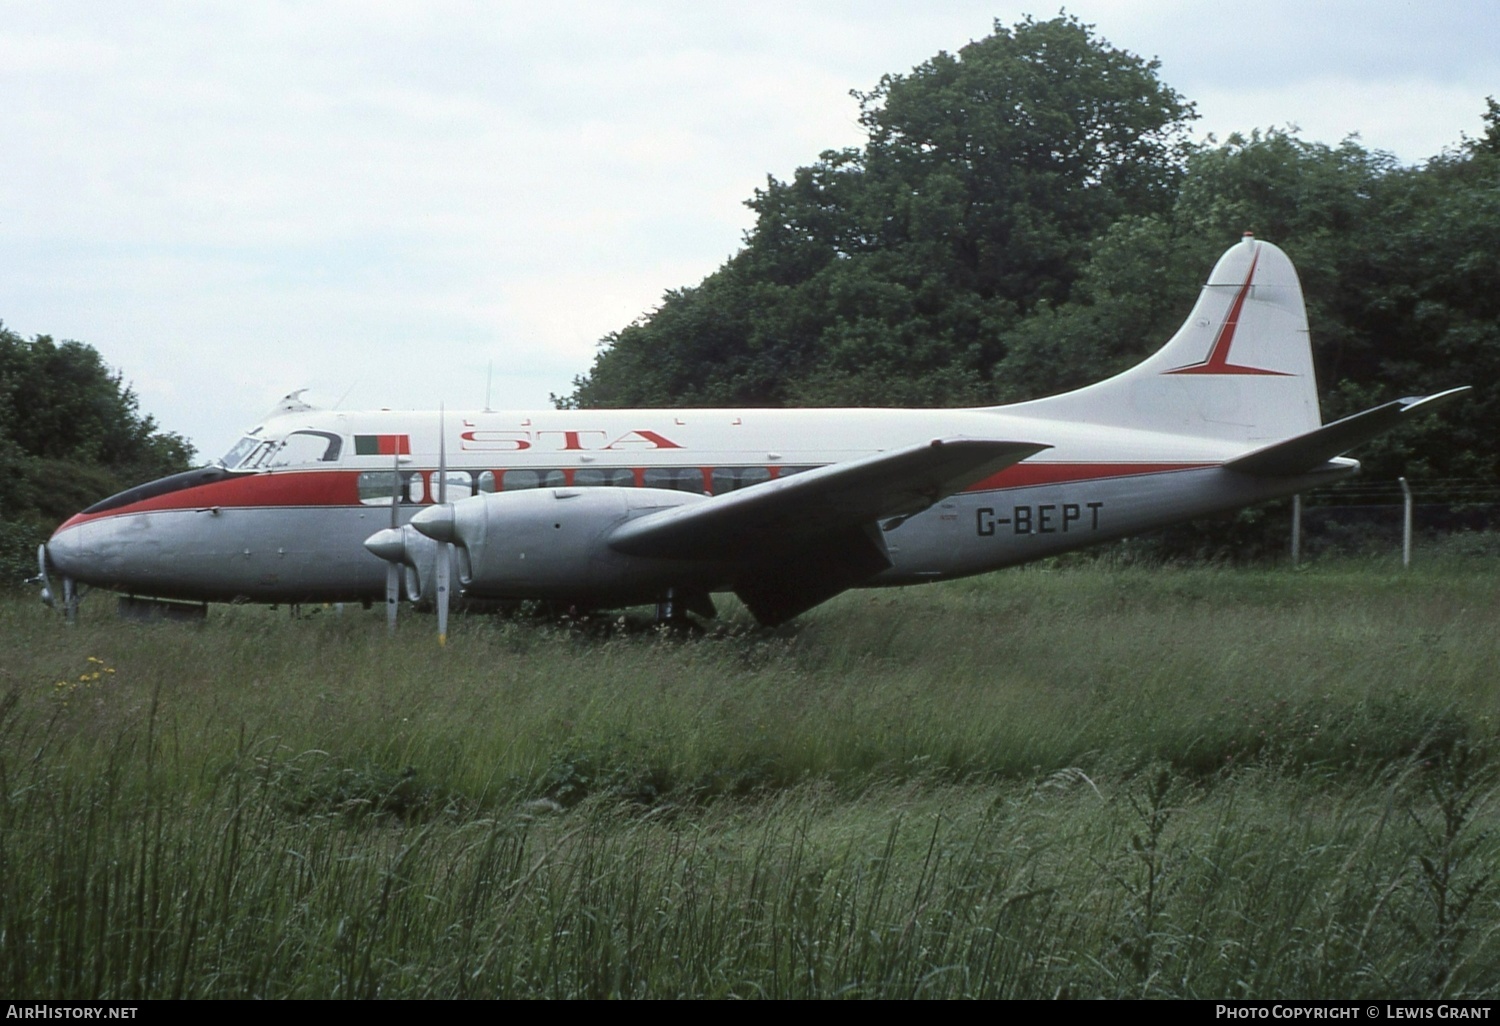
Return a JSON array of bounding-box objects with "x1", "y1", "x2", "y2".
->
[{"x1": 218, "y1": 435, "x2": 268, "y2": 469}]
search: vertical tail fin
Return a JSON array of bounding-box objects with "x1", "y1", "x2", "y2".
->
[{"x1": 1006, "y1": 234, "x2": 1321, "y2": 443}]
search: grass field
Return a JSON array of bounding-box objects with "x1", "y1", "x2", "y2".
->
[{"x1": 3, "y1": 555, "x2": 1498, "y2": 998}]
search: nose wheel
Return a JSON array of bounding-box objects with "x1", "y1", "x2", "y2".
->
[
  {"x1": 35, "y1": 544, "x2": 80, "y2": 623},
  {"x1": 63, "y1": 576, "x2": 78, "y2": 623}
]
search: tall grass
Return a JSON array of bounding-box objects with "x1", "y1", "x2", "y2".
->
[{"x1": 3, "y1": 557, "x2": 1497, "y2": 997}]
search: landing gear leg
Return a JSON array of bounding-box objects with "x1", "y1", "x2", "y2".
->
[
  {"x1": 654, "y1": 588, "x2": 709, "y2": 636},
  {"x1": 655, "y1": 589, "x2": 680, "y2": 624},
  {"x1": 63, "y1": 576, "x2": 78, "y2": 625}
]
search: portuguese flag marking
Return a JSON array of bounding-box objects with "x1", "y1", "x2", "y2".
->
[{"x1": 354, "y1": 434, "x2": 411, "y2": 456}]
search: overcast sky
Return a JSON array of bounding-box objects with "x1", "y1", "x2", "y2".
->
[{"x1": 3, "y1": 1, "x2": 1496, "y2": 460}]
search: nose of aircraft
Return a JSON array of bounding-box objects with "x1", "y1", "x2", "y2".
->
[
  {"x1": 43, "y1": 524, "x2": 87, "y2": 578},
  {"x1": 38, "y1": 527, "x2": 92, "y2": 612},
  {"x1": 410, "y1": 504, "x2": 457, "y2": 544}
]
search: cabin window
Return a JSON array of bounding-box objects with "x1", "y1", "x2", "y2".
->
[
  {"x1": 266, "y1": 430, "x2": 343, "y2": 467},
  {"x1": 501, "y1": 469, "x2": 566, "y2": 491},
  {"x1": 430, "y1": 469, "x2": 474, "y2": 502},
  {"x1": 478, "y1": 471, "x2": 497, "y2": 493},
  {"x1": 573, "y1": 468, "x2": 635, "y2": 488},
  {"x1": 644, "y1": 467, "x2": 707, "y2": 493},
  {"x1": 775, "y1": 465, "x2": 816, "y2": 479},
  {"x1": 710, "y1": 467, "x2": 772, "y2": 494},
  {"x1": 357, "y1": 470, "x2": 404, "y2": 506}
]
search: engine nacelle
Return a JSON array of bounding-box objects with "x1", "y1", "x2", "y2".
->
[{"x1": 418, "y1": 487, "x2": 721, "y2": 604}]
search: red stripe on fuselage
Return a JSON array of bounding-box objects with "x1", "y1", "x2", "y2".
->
[
  {"x1": 56, "y1": 470, "x2": 358, "y2": 530},
  {"x1": 54, "y1": 461, "x2": 1221, "y2": 534},
  {"x1": 963, "y1": 462, "x2": 1215, "y2": 493}
]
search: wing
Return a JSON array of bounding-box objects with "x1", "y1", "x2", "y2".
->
[{"x1": 608, "y1": 437, "x2": 1048, "y2": 626}]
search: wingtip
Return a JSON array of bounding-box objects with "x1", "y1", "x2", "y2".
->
[{"x1": 1399, "y1": 386, "x2": 1471, "y2": 412}]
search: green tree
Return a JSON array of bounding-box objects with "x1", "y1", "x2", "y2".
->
[
  {"x1": 1329, "y1": 106, "x2": 1500, "y2": 483},
  {"x1": 564, "y1": 15, "x2": 1196, "y2": 409},
  {"x1": 0, "y1": 323, "x2": 195, "y2": 585},
  {"x1": 994, "y1": 129, "x2": 1399, "y2": 403}
]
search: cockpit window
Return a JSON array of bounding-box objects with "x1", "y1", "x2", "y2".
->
[
  {"x1": 265, "y1": 431, "x2": 343, "y2": 468},
  {"x1": 219, "y1": 436, "x2": 264, "y2": 469},
  {"x1": 238, "y1": 441, "x2": 278, "y2": 469}
]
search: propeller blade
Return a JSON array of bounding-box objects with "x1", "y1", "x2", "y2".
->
[
  {"x1": 436, "y1": 405, "x2": 450, "y2": 646},
  {"x1": 436, "y1": 549, "x2": 450, "y2": 645},
  {"x1": 386, "y1": 564, "x2": 400, "y2": 630},
  {"x1": 387, "y1": 451, "x2": 400, "y2": 631},
  {"x1": 391, "y1": 450, "x2": 402, "y2": 529}
]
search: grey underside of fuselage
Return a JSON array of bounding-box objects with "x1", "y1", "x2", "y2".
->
[
  {"x1": 54, "y1": 506, "x2": 396, "y2": 603},
  {"x1": 873, "y1": 464, "x2": 1349, "y2": 585}
]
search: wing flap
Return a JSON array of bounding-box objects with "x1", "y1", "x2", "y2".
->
[
  {"x1": 607, "y1": 437, "x2": 1048, "y2": 561},
  {"x1": 1227, "y1": 387, "x2": 1469, "y2": 477}
]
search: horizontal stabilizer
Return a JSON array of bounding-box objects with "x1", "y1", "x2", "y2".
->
[{"x1": 1227, "y1": 387, "x2": 1470, "y2": 476}]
